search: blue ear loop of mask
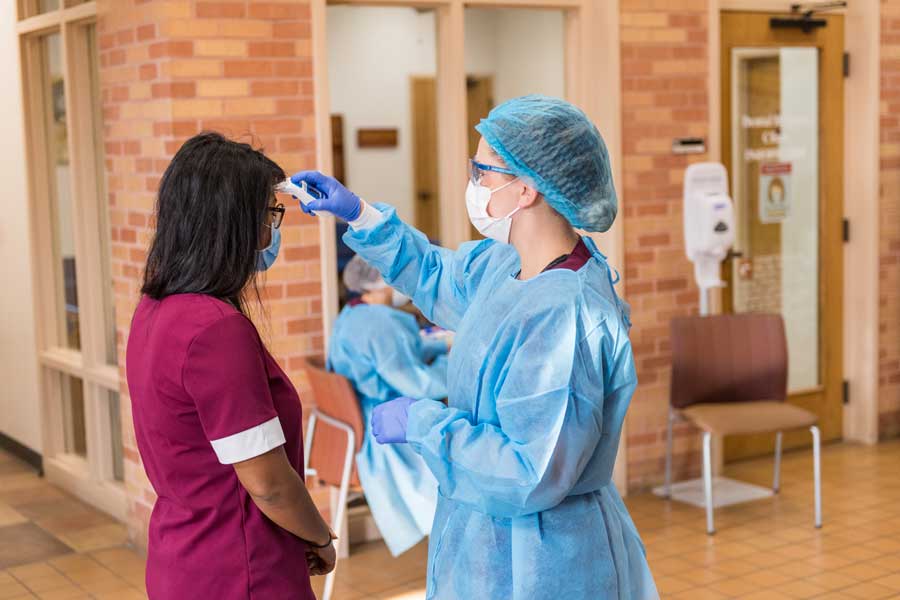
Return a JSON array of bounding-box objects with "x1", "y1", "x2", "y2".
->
[{"x1": 256, "y1": 225, "x2": 281, "y2": 271}]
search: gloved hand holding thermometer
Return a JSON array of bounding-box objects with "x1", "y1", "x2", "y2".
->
[
  {"x1": 281, "y1": 171, "x2": 362, "y2": 222},
  {"x1": 275, "y1": 178, "x2": 325, "y2": 216}
]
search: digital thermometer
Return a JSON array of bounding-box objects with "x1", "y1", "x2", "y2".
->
[{"x1": 275, "y1": 178, "x2": 325, "y2": 211}]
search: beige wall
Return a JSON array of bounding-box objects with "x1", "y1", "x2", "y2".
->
[{"x1": 0, "y1": 2, "x2": 42, "y2": 452}]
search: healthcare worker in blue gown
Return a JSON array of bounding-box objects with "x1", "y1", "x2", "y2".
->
[
  {"x1": 328, "y1": 255, "x2": 446, "y2": 556},
  {"x1": 293, "y1": 95, "x2": 658, "y2": 600}
]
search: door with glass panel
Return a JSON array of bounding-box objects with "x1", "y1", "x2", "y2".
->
[
  {"x1": 721, "y1": 11, "x2": 843, "y2": 461},
  {"x1": 20, "y1": 1, "x2": 126, "y2": 518}
]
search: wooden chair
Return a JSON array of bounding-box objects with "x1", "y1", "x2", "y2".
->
[
  {"x1": 301, "y1": 358, "x2": 365, "y2": 600},
  {"x1": 664, "y1": 314, "x2": 822, "y2": 535}
]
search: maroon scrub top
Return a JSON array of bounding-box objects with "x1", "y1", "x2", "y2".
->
[
  {"x1": 126, "y1": 294, "x2": 315, "y2": 600},
  {"x1": 544, "y1": 238, "x2": 592, "y2": 273}
]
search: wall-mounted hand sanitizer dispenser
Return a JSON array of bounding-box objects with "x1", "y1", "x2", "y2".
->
[{"x1": 683, "y1": 162, "x2": 735, "y2": 313}]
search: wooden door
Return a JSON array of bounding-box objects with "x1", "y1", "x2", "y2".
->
[
  {"x1": 331, "y1": 114, "x2": 346, "y2": 185},
  {"x1": 465, "y1": 75, "x2": 493, "y2": 240},
  {"x1": 411, "y1": 75, "x2": 495, "y2": 242},
  {"x1": 720, "y1": 11, "x2": 844, "y2": 461},
  {"x1": 411, "y1": 77, "x2": 439, "y2": 240}
]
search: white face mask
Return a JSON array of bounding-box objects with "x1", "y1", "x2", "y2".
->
[{"x1": 465, "y1": 179, "x2": 521, "y2": 243}]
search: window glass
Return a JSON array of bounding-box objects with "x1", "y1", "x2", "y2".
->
[
  {"x1": 108, "y1": 390, "x2": 124, "y2": 481},
  {"x1": 42, "y1": 32, "x2": 81, "y2": 350},
  {"x1": 61, "y1": 373, "x2": 86, "y2": 457},
  {"x1": 86, "y1": 25, "x2": 118, "y2": 364},
  {"x1": 39, "y1": 0, "x2": 61, "y2": 13}
]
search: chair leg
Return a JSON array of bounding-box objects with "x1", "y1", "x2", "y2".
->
[
  {"x1": 773, "y1": 431, "x2": 783, "y2": 493},
  {"x1": 702, "y1": 431, "x2": 715, "y2": 535},
  {"x1": 313, "y1": 413, "x2": 356, "y2": 600},
  {"x1": 811, "y1": 425, "x2": 822, "y2": 529},
  {"x1": 323, "y1": 563, "x2": 336, "y2": 600},
  {"x1": 303, "y1": 412, "x2": 317, "y2": 476},
  {"x1": 664, "y1": 408, "x2": 674, "y2": 498},
  {"x1": 322, "y1": 497, "x2": 338, "y2": 600}
]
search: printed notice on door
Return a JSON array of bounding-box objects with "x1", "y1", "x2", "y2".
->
[{"x1": 758, "y1": 162, "x2": 792, "y2": 224}]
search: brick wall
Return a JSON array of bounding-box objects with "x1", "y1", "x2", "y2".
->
[
  {"x1": 96, "y1": 0, "x2": 322, "y2": 546},
  {"x1": 880, "y1": 1, "x2": 900, "y2": 438},
  {"x1": 91, "y1": 0, "x2": 898, "y2": 523},
  {"x1": 733, "y1": 254, "x2": 781, "y2": 314},
  {"x1": 619, "y1": 0, "x2": 710, "y2": 490}
]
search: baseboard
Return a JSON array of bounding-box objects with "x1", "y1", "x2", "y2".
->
[{"x1": 0, "y1": 432, "x2": 43, "y2": 475}]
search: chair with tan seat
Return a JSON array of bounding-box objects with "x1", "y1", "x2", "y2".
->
[
  {"x1": 663, "y1": 314, "x2": 822, "y2": 535},
  {"x1": 301, "y1": 358, "x2": 365, "y2": 600}
]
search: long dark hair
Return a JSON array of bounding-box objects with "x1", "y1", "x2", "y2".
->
[{"x1": 141, "y1": 132, "x2": 285, "y2": 315}]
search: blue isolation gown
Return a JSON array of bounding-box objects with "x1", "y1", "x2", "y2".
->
[
  {"x1": 344, "y1": 204, "x2": 658, "y2": 600},
  {"x1": 328, "y1": 302, "x2": 447, "y2": 556}
]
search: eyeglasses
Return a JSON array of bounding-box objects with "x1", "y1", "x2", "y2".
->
[
  {"x1": 268, "y1": 204, "x2": 285, "y2": 229},
  {"x1": 469, "y1": 158, "x2": 516, "y2": 185}
]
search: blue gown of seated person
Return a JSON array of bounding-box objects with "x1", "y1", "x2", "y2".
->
[
  {"x1": 328, "y1": 302, "x2": 447, "y2": 556},
  {"x1": 343, "y1": 204, "x2": 659, "y2": 600}
]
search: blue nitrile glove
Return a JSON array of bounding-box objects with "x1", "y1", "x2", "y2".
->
[
  {"x1": 290, "y1": 171, "x2": 362, "y2": 221},
  {"x1": 371, "y1": 397, "x2": 417, "y2": 444}
]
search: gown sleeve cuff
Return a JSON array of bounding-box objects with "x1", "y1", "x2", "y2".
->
[
  {"x1": 348, "y1": 199, "x2": 387, "y2": 230},
  {"x1": 342, "y1": 203, "x2": 405, "y2": 260},
  {"x1": 406, "y1": 399, "x2": 447, "y2": 448}
]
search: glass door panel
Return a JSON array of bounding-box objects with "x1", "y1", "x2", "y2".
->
[{"x1": 730, "y1": 47, "x2": 819, "y2": 393}]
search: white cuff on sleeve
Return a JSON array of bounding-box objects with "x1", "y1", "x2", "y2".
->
[
  {"x1": 348, "y1": 200, "x2": 384, "y2": 230},
  {"x1": 210, "y1": 416, "x2": 286, "y2": 465}
]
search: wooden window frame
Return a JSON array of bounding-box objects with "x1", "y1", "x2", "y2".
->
[
  {"x1": 311, "y1": 0, "x2": 627, "y2": 490},
  {"x1": 18, "y1": 0, "x2": 126, "y2": 520}
]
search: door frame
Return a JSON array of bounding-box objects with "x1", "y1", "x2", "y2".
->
[
  {"x1": 310, "y1": 0, "x2": 628, "y2": 490},
  {"x1": 708, "y1": 0, "x2": 880, "y2": 445}
]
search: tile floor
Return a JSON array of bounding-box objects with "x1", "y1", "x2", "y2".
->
[{"x1": 1, "y1": 440, "x2": 899, "y2": 599}]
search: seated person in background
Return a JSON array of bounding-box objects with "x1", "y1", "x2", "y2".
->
[{"x1": 328, "y1": 256, "x2": 448, "y2": 556}]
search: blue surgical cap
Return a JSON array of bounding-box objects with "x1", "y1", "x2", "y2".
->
[{"x1": 475, "y1": 95, "x2": 617, "y2": 233}]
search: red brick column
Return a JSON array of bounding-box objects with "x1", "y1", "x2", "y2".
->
[
  {"x1": 619, "y1": 0, "x2": 710, "y2": 489},
  {"x1": 97, "y1": 0, "x2": 322, "y2": 546},
  {"x1": 879, "y1": 2, "x2": 900, "y2": 438}
]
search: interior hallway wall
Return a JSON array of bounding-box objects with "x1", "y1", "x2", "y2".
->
[
  {"x1": 468, "y1": 8, "x2": 565, "y2": 104},
  {"x1": 97, "y1": 0, "x2": 322, "y2": 547},
  {"x1": 326, "y1": 6, "x2": 437, "y2": 223},
  {"x1": 325, "y1": 6, "x2": 563, "y2": 236},
  {"x1": 880, "y1": 2, "x2": 900, "y2": 438},
  {"x1": 619, "y1": 0, "x2": 709, "y2": 490},
  {"x1": 0, "y1": 1, "x2": 42, "y2": 453}
]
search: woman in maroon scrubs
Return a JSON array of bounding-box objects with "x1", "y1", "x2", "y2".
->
[{"x1": 127, "y1": 133, "x2": 334, "y2": 599}]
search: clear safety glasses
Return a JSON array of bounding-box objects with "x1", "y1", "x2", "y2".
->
[{"x1": 469, "y1": 158, "x2": 516, "y2": 185}]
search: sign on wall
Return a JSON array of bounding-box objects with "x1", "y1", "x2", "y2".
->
[{"x1": 758, "y1": 161, "x2": 792, "y2": 223}]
